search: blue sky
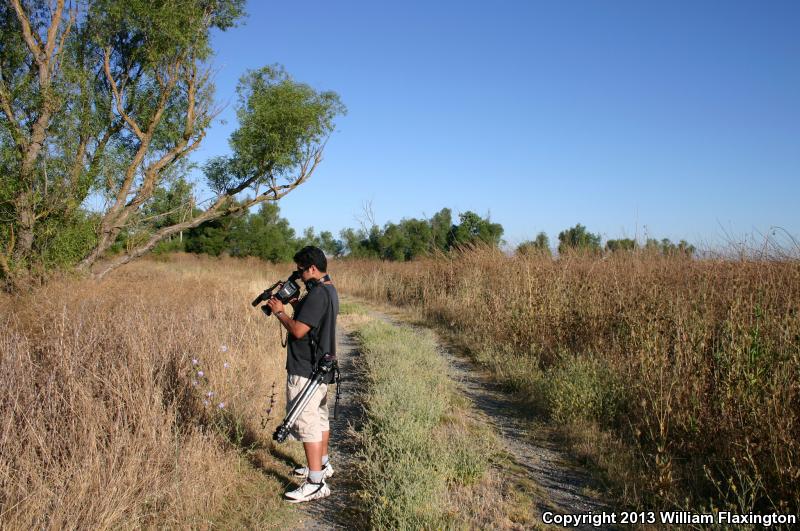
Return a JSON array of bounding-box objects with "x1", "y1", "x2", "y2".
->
[{"x1": 191, "y1": 0, "x2": 800, "y2": 249}]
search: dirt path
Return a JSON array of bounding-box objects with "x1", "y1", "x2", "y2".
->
[
  {"x1": 440, "y1": 341, "x2": 613, "y2": 529},
  {"x1": 373, "y1": 308, "x2": 614, "y2": 530},
  {"x1": 290, "y1": 306, "x2": 612, "y2": 530}
]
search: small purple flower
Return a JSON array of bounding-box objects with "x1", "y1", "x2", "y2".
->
[
  {"x1": 207, "y1": 391, "x2": 214, "y2": 398},
  {"x1": 223, "y1": 362, "x2": 230, "y2": 369},
  {"x1": 218, "y1": 402, "x2": 225, "y2": 409},
  {"x1": 203, "y1": 400, "x2": 210, "y2": 406},
  {"x1": 197, "y1": 371, "x2": 204, "y2": 377},
  {"x1": 191, "y1": 358, "x2": 199, "y2": 365},
  {"x1": 220, "y1": 345, "x2": 228, "y2": 353}
]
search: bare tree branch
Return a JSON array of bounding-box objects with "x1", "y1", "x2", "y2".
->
[
  {"x1": 10, "y1": 0, "x2": 44, "y2": 62},
  {"x1": 103, "y1": 47, "x2": 145, "y2": 140},
  {"x1": 90, "y1": 146, "x2": 326, "y2": 279},
  {"x1": 42, "y1": 0, "x2": 66, "y2": 70},
  {"x1": 0, "y1": 72, "x2": 26, "y2": 150}
]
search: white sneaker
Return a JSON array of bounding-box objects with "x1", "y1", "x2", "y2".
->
[
  {"x1": 284, "y1": 478, "x2": 330, "y2": 503},
  {"x1": 292, "y1": 461, "x2": 334, "y2": 479}
]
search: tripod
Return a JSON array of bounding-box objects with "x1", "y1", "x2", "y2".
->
[{"x1": 273, "y1": 354, "x2": 340, "y2": 443}]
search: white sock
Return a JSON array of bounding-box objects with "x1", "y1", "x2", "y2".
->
[
  {"x1": 322, "y1": 455, "x2": 329, "y2": 466},
  {"x1": 309, "y1": 469, "x2": 325, "y2": 483}
]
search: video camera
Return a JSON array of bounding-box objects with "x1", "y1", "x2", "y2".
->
[{"x1": 251, "y1": 270, "x2": 301, "y2": 316}]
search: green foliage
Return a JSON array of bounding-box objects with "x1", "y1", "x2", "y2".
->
[
  {"x1": 356, "y1": 320, "x2": 490, "y2": 529},
  {"x1": 228, "y1": 203, "x2": 296, "y2": 262},
  {"x1": 1, "y1": 0, "x2": 344, "y2": 283},
  {"x1": 447, "y1": 211, "x2": 504, "y2": 249},
  {"x1": 645, "y1": 238, "x2": 696, "y2": 257},
  {"x1": 606, "y1": 238, "x2": 637, "y2": 253},
  {"x1": 517, "y1": 232, "x2": 551, "y2": 256},
  {"x1": 430, "y1": 207, "x2": 452, "y2": 253},
  {"x1": 0, "y1": 0, "x2": 247, "y2": 280},
  {"x1": 557, "y1": 223, "x2": 602, "y2": 254},
  {"x1": 152, "y1": 238, "x2": 184, "y2": 255},
  {"x1": 544, "y1": 354, "x2": 627, "y2": 425},
  {"x1": 205, "y1": 65, "x2": 346, "y2": 194},
  {"x1": 340, "y1": 208, "x2": 504, "y2": 261},
  {"x1": 90, "y1": 0, "x2": 245, "y2": 64},
  {"x1": 294, "y1": 226, "x2": 344, "y2": 257},
  {"x1": 182, "y1": 202, "x2": 305, "y2": 262},
  {"x1": 340, "y1": 226, "x2": 381, "y2": 259},
  {"x1": 184, "y1": 217, "x2": 235, "y2": 257},
  {"x1": 36, "y1": 210, "x2": 100, "y2": 270},
  {"x1": 142, "y1": 175, "x2": 195, "y2": 230}
]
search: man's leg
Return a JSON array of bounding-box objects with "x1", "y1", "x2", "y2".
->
[
  {"x1": 303, "y1": 440, "x2": 323, "y2": 472},
  {"x1": 321, "y1": 430, "x2": 330, "y2": 461}
]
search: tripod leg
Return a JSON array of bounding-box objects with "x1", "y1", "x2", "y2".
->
[
  {"x1": 284, "y1": 376, "x2": 317, "y2": 422},
  {"x1": 281, "y1": 376, "x2": 324, "y2": 436}
]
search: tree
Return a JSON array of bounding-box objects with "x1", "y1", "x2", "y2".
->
[
  {"x1": 557, "y1": 224, "x2": 601, "y2": 254},
  {"x1": 317, "y1": 230, "x2": 344, "y2": 257},
  {"x1": 1, "y1": 0, "x2": 84, "y2": 279},
  {"x1": 447, "y1": 211, "x2": 504, "y2": 249},
  {"x1": 645, "y1": 237, "x2": 695, "y2": 257},
  {"x1": 429, "y1": 207, "x2": 452, "y2": 252},
  {"x1": 605, "y1": 238, "x2": 637, "y2": 253},
  {"x1": 0, "y1": 1, "x2": 344, "y2": 286},
  {"x1": 517, "y1": 232, "x2": 551, "y2": 256},
  {"x1": 340, "y1": 225, "x2": 381, "y2": 259},
  {"x1": 398, "y1": 217, "x2": 432, "y2": 259}
]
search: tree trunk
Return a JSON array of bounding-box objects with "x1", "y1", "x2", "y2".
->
[{"x1": 11, "y1": 194, "x2": 36, "y2": 262}]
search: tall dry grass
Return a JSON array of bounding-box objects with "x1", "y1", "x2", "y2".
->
[
  {"x1": 0, "y1": 255, "x2": 297, "y2": 528},
  {"x1": 332, "y1": 248, "x2": 800, "y2": 514}
]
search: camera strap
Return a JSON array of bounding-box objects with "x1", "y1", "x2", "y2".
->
[
  {"x1": 307, "y1": 282, "x2": 335, "y2": 369},
  {"x1": 307, "y1": 282, "x2": 342, "y2": 418}
]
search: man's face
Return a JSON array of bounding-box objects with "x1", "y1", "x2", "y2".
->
[{"x1": 295, "y1": 263, "x2": 316, "y2": 282}]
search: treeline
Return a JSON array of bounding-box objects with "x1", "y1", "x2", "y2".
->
[
  {"x1": 149, "y1": 200, "x2": 338, "y2": 263},
  {"x1": 164, "y1": 206, "x2": 504, "y2": 262},
  {"x1": 340, "y1": 209, "x2": 503, "y2": 260},
  {"x1": 170, "y1": 201, "x2": 695, "y2": 262},
  {"x1": 519, "y1": 223, "x2": 696, "y2": 257}
]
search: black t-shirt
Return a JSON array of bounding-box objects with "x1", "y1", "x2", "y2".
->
[{"x1": 286, "y1": 283, "x2": 339, "y2": 380}]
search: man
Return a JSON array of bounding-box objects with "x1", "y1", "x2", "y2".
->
[{"x1": 266, "y1": 245, "x2": 339, "y2": 503}]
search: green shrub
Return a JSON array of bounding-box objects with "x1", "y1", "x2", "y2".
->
[
  {"x1": 37, "y1": 212, "x2": 98, "y2": 270},
  {"x1": 355, "y1": 320, "x2": 492, "y2": 529},
  {"x1": 544, "y1": 354, "x2": 627, "y2": 425}
]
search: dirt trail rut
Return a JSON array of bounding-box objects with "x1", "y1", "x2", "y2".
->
[{"x1": 441, "y1": 342, "x2": 613, "y2": 529}]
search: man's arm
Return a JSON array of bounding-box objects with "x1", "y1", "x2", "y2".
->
[
  {"x1": 266, "y1": 288, "x2": 326, "y2": 339},
  {"x1": 274, "y1": 310, "x2": 311, "y2": 339}
]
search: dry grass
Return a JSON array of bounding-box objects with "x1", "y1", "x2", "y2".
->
[
  {"x1": 0, "y1": 254, "x2": 302, "y2": 528},
  {"x1": 3, "y1": 249, "x2": 797, "y2": 525},
  {"x1": 332, "y1": 247, "x2": 800, "y2": 514}
]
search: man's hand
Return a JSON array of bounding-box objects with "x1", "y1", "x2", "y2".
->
[{"x1": 266, "y1": 297, "x2": 285, "y2": 316}]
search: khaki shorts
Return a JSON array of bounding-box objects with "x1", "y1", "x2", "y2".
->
[{"x1": 286, "y1": 374, "x2": 329, "y2": 443}]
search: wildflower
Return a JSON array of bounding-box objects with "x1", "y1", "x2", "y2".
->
[
  {"x1": 203, "y1": 400, "x2": 210, "y2": 406},
  {"x1": 220, "y1": 345, "x2": 228, "y2": 353},
  {"x1": 192, "y1": 358, "x2": 199, "y2": 365},
  {"x1": 218, "y1": 402, "x2": 225, "y2": 409},
  {"x1": 223, "y1": 362, "x2": 230, "y2": 369},
  {"x1": 192, "y1": 380, "x2": 198, "y2": 386},
  {"x1": 207, "y1": 391, "x2": 214, "y2": 398},
  {"x1": 197, "y1": 371, "x2": 204, "y2": 377}
]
